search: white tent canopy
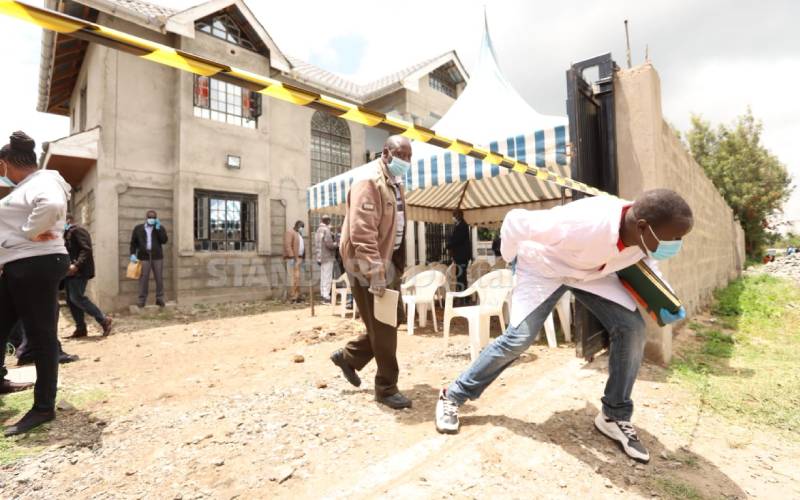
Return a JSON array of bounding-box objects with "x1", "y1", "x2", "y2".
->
[{"x1": 307, "y1": 12, "x2": 570, "y2": 226}]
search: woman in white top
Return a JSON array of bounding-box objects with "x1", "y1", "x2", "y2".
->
[{"x1": 0, "y1": 131, "x2": 71, "y2": 436}]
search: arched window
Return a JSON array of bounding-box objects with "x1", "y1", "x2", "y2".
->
[
  {"x1": 310, "y1": 112, "x2": 351, "y2": 185},
  {"x1": 310, "y1": 112, "x2": 351, "y2": 238}
]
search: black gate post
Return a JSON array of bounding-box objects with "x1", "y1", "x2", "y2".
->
[{"x1": 565, "y1": 53, "x2": 620, "y2": 360}]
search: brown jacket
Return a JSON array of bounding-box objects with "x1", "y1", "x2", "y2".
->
[
  {"x1": 340, "y1": 159, "x2": 405, "y2": 287},
  {"x1": 283, "y1": 229, "x2": 303, "y2": 260}
]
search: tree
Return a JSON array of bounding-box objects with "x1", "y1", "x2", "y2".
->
[{"x1": 685, "y1": 109, "x2": 793, "y2": 257}]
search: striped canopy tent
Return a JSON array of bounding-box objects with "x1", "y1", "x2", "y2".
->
[
  {"x1": 308, "y1": 13, "x2": 572, "y2": 226},
  {"x1": 307, "y1": 125, "x2": 570, "y2": 225}
]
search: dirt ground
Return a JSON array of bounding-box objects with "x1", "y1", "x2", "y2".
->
[{"x1": 1, "y1": 300, "x2": 798, "y2": 499}]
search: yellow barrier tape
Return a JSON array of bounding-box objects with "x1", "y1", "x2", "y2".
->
[
  {"x1": 259, "y1": 83, "x2": 318, "y2": 105},
  {"x1": 448, "y1": 140, "x2": 473, "y2": 156},
  {"x1": 226, "y1": 67, "x2": 275, "y2": 89},
  {"x1": 401, "y1": 127, "x2": 435, "y2": 143},
  {"x1": 0, "y1": 1, "x2": 84, "y2": 33},
  {"x1": 316, "y1": 95, "x2": 356, "y2": 114},
  {"x1": 340, "y1": 108, "x2": 384, "y2": 127},
  {"x1": 512, "y1": 162, "x2": 528, "y2": 174},
  {"x1": 143, "y1": 48, "x2": 222, "y2": 77},
  {"x1": 95, "y1": 25, "x2": 160, "y2": 52},
  {"x1": 0, "y1": 0, "x2": 610, "y2": 199}
]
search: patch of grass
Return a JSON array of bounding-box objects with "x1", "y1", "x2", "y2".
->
[
  {"x1": 0, "y1": 387, "x2": 106, "y2": 465},
  {"x1": 651, "y1": 477, "x2": 705, "y2": 500},
  {"x1": 670, "y1": 275, "x2": 800, "y2": 437}
]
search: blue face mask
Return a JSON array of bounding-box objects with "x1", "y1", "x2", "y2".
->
[
  {"x1": 64, "y1": 223, "x2": 72, "y2": 232},
  {"x1": 387, "y1": 157, "x2": 411, "y2": 177},
  {"x1": 1, "y1": 163, "x2": 16, "y2": 188},
  {"x1": 147, "y1": 218, "x2": 157, "y2": 226},
  {"x1": 641, "y1": 224, "x2": 682, "y2": 260}
]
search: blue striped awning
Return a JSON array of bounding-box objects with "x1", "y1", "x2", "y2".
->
[{"x1": 307, "y1": 126, "x2": 570, "y2": 224}]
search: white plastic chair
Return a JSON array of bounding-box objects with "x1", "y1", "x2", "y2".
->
[
  {"x1": 543, "y1": 292, "x2": 572, "y2": 347},
  {"x1": 467, "y1": 260, "x2": 493, "y2": 286},
  {"x1": 330, "y1": 273, "x2": 357, "y2": 319},
  {"x1": 444, "y1": 269, "x2": 514, "y2": 360},
  {"x1": 401, "y1": 270, "x2": 447, "y2": 336},
  {"x1": 429, "y1": 263, "x2": 450, "y2": 308}
]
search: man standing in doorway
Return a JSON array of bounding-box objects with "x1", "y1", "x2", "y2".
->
[
  {"x1": 447, "y1": 209, "x2": 472, "y2": 304},
  {"x1": 284, "y1": 220, "x2": 305, "y2": 303},
  {"x1": 315, "y1": 215, "x2": 338, "y2": 304},
  {"x1": 130, "y1": 210, "x2": 168, "y2": 308},
  {"x1": 330, "y1": 135, "x2": 412, "y2": 410},
  {"x1": 64, "y1": 214, "x2": 112, "y2": 337}
]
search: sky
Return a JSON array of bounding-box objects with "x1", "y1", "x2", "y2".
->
[{"x1": 1, "y1": 0, "x2": 798, "y2": 224}]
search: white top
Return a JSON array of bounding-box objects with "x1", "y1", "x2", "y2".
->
[
  {"x1": 0, "y1": 170, "x2": 70, "y2": 266},
  {"x1": 298, "y1": 232, "x2": 305, "y2": 257},
  {"x1": 500, "y1": 195, "x2": 667, "y2": 327}
]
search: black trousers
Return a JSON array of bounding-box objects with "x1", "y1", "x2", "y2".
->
[
  {"x1": 0, "y1": 254, "x2": 69, "y2": 411},
  {"x1": 342, "y1": 248, "x2": 405, "y2": 398},
  {"x1": 65, "y1": 277, "x2": 106, "y2": 329},
  {"x1": 455, "y1": 262, "x2": 469, "y2": 293}
]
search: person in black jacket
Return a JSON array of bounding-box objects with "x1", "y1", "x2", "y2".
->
[
  {"x1": 447, "y1": 209, "x2": 473, "y2": 304},
  {"x1": 64, "y1": 214, "x2": 112, "y2": 337},
  {"x1": 129, "y1": 210, "x2": 169, "y2": 308}
]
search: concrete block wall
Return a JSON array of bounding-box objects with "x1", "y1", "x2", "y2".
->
[{"x1": 615, "y1": 63, "x2": 746, "y2": 364}]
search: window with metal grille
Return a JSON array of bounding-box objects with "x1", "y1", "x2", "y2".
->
[
  {"x1": 310, "y1": 112, "x2": 351, "y2": 235},
  {"x1": 193, "y1": 75, "x2": 261, "y2": 129},
  {"x1": 196, "y1": 13, "x2": 257, "y2": 51},
  {"x1": 428, "y1": 69, "x2": 456, "y2": 98},
  {"x1": 426, "y1": 223, "x2": 455, "y2": 263},
  {"x1": 194, "y1": 190, "x2": 257, "y2": 252}
]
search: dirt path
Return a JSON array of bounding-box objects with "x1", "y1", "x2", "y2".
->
[{"x1": 1, "y1": 303, "x2": 798, "y2": 499}]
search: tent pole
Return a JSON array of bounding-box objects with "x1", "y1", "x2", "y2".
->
[{"x1": 308, "y1": 209, "x2": 315, "y2": 317}]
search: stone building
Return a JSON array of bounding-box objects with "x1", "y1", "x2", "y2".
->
[{"x1": 35, "y1": 0, "x2": 467, "y2": 311}]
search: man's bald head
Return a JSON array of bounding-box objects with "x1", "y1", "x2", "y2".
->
[{"x1": 382, "y1": 135, "x2": 412, "y2": 163}]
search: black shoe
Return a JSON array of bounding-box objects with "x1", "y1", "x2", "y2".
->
[
  {"x1": 4, "y1": 409, "x2": 56, "y2": 437},
  {"x1": 156, "y1": 301, "x2": 166, "y2": 308},
  {"x1": 101, "y1": 317, "x2": 114, "y2": 336},
  {"x1": 376, "y1": 392, "x2": 412, "y2": 410},
  {"x1": 16, "y1": 356, "x2": 34, "y2": 367},
  {"x1": 59, "y1": 353, "x2": 80, "y2": 364},
  {"x1": 330, "y1": 349, "x2": 361, "y2": 387},
  {"x1": 0, "y1": 379, "x2": 34, "y2": 394},
  {"x1": 66, "y1": 327, "x2": 88, "y2": 339}
]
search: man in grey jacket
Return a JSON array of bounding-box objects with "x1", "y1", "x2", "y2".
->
[{"x1": 315, "y1": 215, "x2": 338, "y2": 304}]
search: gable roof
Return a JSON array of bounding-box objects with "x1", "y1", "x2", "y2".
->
[
  {"x1": 288, "y1": 50, "x2": 468, "y2": 105},
  {"x1": 37, "y1": 0, "x2": 467, "y2": 113},
  {"x1": 166, "y1": 0, "x2": 290, "y2": 71}
]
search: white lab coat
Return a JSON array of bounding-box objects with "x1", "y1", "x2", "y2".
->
[{"x1": 501, "y1": 195, "x2": 667, "y2": 328}]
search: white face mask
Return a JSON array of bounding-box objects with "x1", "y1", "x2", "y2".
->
[{"x1": 0, "y1": 162, "x2": 16, "y2": 188}]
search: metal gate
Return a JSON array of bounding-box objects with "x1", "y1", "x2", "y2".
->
[{"x1": 565, "y1": 53, "x2": 620, "y2": 360}]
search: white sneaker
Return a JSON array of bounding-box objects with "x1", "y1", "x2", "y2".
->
[
  {"x1": 594, "y1": 412, "x2": 650, "y2": 463},
  {"x1": 435, "y1": 388, "x2": 460, "y2": 434}
]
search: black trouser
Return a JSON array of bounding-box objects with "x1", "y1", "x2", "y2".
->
[
  {"x1": 65, "y1": 277, "x2": 106, "y2": 330},
  {"x1": 0, "y1": 254, "x2": 69, "y2": 411},
  {"x1": 454, "y1": 261, "x2": 470, "y2": 305},
  {"x1": 12, "y1": 321, "x2": 68, "y2": 365},
  {"x1": 343, "y1": 274, "x2": 402, "y2": 398},
  {"x1": 342, "y1": 247, "x2": 405, "y2": 398},
  {"x1": 455, "y1": 262, "x2": 469, "y2": 293}
]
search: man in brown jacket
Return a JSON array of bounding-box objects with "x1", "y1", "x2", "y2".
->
[
  {"x1": 330, "y1": 135, "x2": 412, "y2": 409},
  {"x1": 283, "y1": 220, "x2": 305, "y2": 303}
]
